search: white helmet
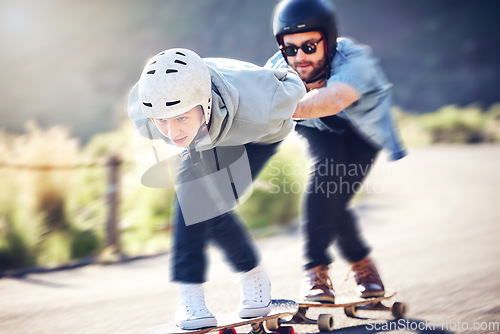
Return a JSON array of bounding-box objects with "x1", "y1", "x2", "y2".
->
[{"x1": 138, "y1": 48, "x2": 212, "y2": 123}]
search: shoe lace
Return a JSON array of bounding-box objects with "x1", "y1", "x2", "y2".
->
[
  {"x1": 241, "y1": 271, "x2": 265, "y2": 303},
  {"x1": 307, "y1": 269, "x2": 334, "y2": 291},
  {"x1": 184, "y1": 291, "x2": 209, "y2": 315},
  {"x1": 351, "y1": 260, "x2": 381, "y2": 283}
]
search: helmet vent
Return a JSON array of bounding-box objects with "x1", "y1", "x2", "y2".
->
[
  {"x1": 143, "y1": 102, "x2": 153, "y2": 107},
  {"x1": 147, "y1": 70, "x2": 156, "y2": 74},
  {"x1": 176, "y1": 52, "x2": 186, "y2": 56},
  {"x1": 166, "y1": 69, "x2": 178, "y2": 74},
  {"x1": 174, "y1": 59, "x2": 187, "y2": 65},
  {"x1": 166, "y1": 100, "x2": 181, "y2": 107},
  {"x1": 149, "y1": 61, "x2": 156, "y2": 65}
]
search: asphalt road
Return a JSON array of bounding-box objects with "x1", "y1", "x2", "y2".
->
[{"x1": 1, "y1": 145, "x2": 500, "y2": 334}]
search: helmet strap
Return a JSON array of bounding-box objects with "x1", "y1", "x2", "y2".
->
[
  {"x1": 304, "y1": 71, "x2": 327, "y2": 85},
  {"x1": 303, "y1": 64, "x2": 330, "y2": 91}
]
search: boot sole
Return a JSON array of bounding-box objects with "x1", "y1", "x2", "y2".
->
[{"x1": 303, "y1": 296, "x2": 335, "y2": 303}]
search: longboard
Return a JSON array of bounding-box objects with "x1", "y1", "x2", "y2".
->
[
  {"x1": 289, "y1": 292, "x2": 407, "y2": 332},
  {"x1": 147, "y1": 299, "x2": 298, "y2": 334}
]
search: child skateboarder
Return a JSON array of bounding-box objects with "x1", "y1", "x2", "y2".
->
[{"x1": 128, "y1": 48, "x2": 305, "y2": 329}]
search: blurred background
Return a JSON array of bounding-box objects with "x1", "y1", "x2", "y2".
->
[{"x1": 1, "y1": 0, "x2": 500, "y2": 272}]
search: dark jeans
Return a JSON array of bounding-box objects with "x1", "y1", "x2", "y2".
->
[
  {"x1": 295, "y1": 124, "x2": 379, "y2": 269},
  {"x1": 172, "y1": 142, "x2": 280, "y2": 283}
]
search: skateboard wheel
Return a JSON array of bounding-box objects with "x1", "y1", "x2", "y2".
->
[
  {"x1": 344, "y1": 305, "x2": 358, "y2": 318},
  {"x1": 317, "y1": 314, "x2": 334, "y2": 332},
  {"x1": 391, "y1": 302, "x2": 407, "y2": 319},
  {"x1": 265, "y1": 318, "x2": 280, "y2": 331},
  {"x1": 276, "y1": 326, "x2": 295, "y2": 334},
  {"x1": 220, "y1": 329, "x2": 237, "y2": 334}
]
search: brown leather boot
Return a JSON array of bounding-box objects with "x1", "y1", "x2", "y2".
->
[
  {"x1": 300, "y1": 265, "x2": 335, "y2": 303},
  {"x1": 351, "y1": 256, "x2": 385, "y2": 298}
]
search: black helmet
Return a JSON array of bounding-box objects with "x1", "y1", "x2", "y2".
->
[{"x1": 273, "y1": 0, "x2": 338, "y2": 62}]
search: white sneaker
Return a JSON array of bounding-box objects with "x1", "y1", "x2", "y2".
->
[
  {"x1": 175, "y1": 284, "x2": 217, "y2": 330},
  {"x1": 238, "y1": 265, "x2": 272, "y2": 318}
]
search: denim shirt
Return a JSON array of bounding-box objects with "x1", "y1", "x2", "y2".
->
[{"x1": 265, "y1": 37, "x2": 407, "y2": 161}]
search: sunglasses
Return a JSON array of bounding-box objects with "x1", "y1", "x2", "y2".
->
[{"x1": 281, "y1": 37, "x2": 323, "y2": 57}]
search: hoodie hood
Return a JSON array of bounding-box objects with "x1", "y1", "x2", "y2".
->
[{"x1": 194, "y1": 63, "x2": 239, "y2": 151}]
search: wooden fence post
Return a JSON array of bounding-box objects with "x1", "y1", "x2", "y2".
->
[{"x1": 106, "y1": 155, "x2": 122, "y2": 257}]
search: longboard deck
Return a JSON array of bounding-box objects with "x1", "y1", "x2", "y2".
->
[
  {"x1": 147, "y1": 299, "x2": 298, "y2": 334},
  {"x1": 298, "y1": 291, "x2": 397, "y2": 308}
]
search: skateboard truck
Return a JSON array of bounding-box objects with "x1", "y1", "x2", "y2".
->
[
  {"x1": 249, "y1": 322, "x2": 265, "y2": 334},
  {"x1": 344, "y1": 299, "x2": 407, "y2": 319},
  {"x1": 292, "y1": 309, "x2": 335, "y2": 332},
  {"x1": 246, "y1": 321, "x2": 295, "y2": 334}
]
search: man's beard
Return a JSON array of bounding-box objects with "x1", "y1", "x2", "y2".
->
[{"x1": 291, "y1": 58, "x2": 326, "y2": 83}]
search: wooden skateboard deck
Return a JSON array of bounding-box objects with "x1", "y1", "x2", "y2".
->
[
  {"x1": 147, "y1": 299, "x2": 298, "y2": 334},
  {"x1": 298, "y1": 291, "x2": 397, "y2": 309},
  {"x1": 289, "y1": 292, "x2": 407, "y2": 332}
]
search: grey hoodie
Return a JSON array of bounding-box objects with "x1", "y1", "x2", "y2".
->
[{"x1": 128, "y1": 57, "x2": 305, "y2": 151}]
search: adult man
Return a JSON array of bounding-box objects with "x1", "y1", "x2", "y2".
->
[
  {"x1": 266, "y1": 0, "x2": 407, "y2": 302},
  {"x1": 128, "y1": 48, "x2": 305, "y2": 329}
]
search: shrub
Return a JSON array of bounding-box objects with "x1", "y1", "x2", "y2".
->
[
  {"x1": 0, "y1": 122, "x2": 86, "y2": 269},
  {"x1": 397, "y1": 104, "x2": 500, "y2": 145}
]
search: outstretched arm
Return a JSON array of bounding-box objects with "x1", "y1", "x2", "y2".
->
[{"x1": 293, "y1": 82, "x2": 360, "y2": 119}]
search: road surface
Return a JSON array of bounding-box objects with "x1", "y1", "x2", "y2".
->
[{"x1": 1, "y1": 145, "x2": 500, "y2": 333}]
